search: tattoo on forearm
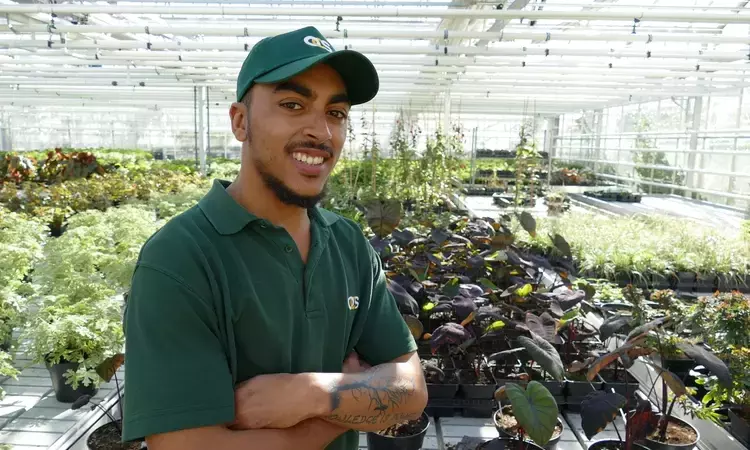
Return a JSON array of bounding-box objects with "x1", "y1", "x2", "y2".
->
[
  {"x1": 328, "y1": 412, "x2": 418, "y2": 426},
  {"x1": 327, "y1": 369, "x2": 416, "y2": 426}
]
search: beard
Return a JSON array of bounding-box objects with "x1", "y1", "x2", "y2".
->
[
  {"x1": 244, "y1": 114, "x2": 330, "y2": 209},
  {"x1": 256, "y1": 160, "x2": 328, "y2": 209}
]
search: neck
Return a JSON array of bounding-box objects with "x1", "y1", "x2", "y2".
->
[{"x1": 227, "y1": 163, "x2": 310, "y2": 232}]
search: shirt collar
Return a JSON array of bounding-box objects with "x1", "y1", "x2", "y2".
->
[{"x1": 198, "y1": 179, "x2": 339, "y2": 235}]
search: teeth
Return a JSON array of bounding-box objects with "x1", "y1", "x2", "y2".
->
[{"x1": 292, "y1": 152, "x2": 325, "y2": 166}]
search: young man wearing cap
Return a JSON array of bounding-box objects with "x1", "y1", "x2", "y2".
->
[{"x1": 121, "y1": 26, "x2": 428, "y2": 450}]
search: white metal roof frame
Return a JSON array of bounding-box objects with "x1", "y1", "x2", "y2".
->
[{"x1": 1, "y1": 0, "x2": 750, "y2": 116}]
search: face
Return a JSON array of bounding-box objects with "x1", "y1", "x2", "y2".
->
[{"x1": 229, "y1": 63, "x2": 350, "y2": 208}]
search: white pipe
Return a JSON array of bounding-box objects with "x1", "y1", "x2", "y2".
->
[
  {"x1": 1, "y1": 5, "x2": 750, "y2": 22},
  {"x1": 6, "y1": 23, "x2": 750, "y2": 45},
  {"x1": 1, "y1": 39, "x2": 747, "y2": 62},
  {"x1": 0, "y1": 75, "x2": 731, "y2": 96},
  {"x1": 3, "y1": 69, "x2": 740, "y2": 89},
  {"x1": 3, "y1": 52, "x2": 749, "y2": 75},
  {"x1": 4, "y1": 56, "x2": 749, "y2": 79}
]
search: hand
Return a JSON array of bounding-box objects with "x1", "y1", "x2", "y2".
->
[
  {"x1": 231, "y1": 373, "x2": 319, "y2": 430},
  {"x1": 342, "y1": 351, "x2": 371, "y2": 374}
]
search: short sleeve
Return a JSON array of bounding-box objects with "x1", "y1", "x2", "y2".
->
[
  {"x1": 354, "y1": 242, "x2": 418, "y2": 367},
  {"x1": 121, "y1": 263, "x2": 235, "y2": 442}
]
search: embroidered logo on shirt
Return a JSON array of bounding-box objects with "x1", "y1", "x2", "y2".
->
[{"x1": 347, "y1": 296, "x2": 360, "y2": 310}]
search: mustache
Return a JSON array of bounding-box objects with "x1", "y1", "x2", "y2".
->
[{"x1": 285, "y1": 140, "x2": 333, "y2": 156}]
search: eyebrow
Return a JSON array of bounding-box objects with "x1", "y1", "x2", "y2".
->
[{"x1": 274, "y1": 81, "x2": 350, "y2": 106}]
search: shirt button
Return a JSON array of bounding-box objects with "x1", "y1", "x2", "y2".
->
[{"x1": 284, "y1": 245, "x2": 293, "y2": 253}]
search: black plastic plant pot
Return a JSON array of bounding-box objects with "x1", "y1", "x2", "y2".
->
[
  {"x1": 427, "y1": 383, "x2": 459, "y2": 400},
  {"x1": 46, "y1": 361, "x2": 98, "y2": 403},
  {"x1": 87, "y1": 420, "x2": 125, "y2": 450},
  {"x1": 366, "y1": 412, "x2": 430, "y2": 450},
  {"x1": 588, "y1": 440, "x2": 649, "y2": 450},
  {"x1": 493, "y1": 407, "x2": 564, "y2": 450},
  {"x1": 642, "y1": 414, "x2": 700, "y2": 450},
  {"x1": 479, "y1": 437, "x2": 546, "y2": 450},
  {"x1": 728, "y1": 409, "x2": 750, "y2": 447},
  {"x1": 461, "y1": 383, "x2": 497, "y2": 400}
]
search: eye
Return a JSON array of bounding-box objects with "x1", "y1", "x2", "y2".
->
[
  {"x1": 281, "y1": 102, "x2": 302, "y2": 110},
  {"x1": 329, "y1": 110, "x2": 348, "y2": 119}
]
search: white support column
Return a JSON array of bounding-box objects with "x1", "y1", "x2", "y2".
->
[
  {"x1": 197, "y1": 86, "x2": 208, "y2": 175},
  {"x1": 686, "y1": 95, "x2": 703, "y2": 197},
  {"x1": 728, "y1": 84, "x2": 744, "y2": 206},
  {"x1": 442, "y1": 94, "x2": 451, "y2": 133},
  {"x1": 593, "y1": 109, "x2": 604, "y2": 176}
]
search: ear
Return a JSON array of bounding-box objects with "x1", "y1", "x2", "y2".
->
[{"x1": 229, "y1": 102, "x2": 248, "y2": 142}]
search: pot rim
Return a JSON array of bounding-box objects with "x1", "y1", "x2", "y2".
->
[
  {"x1": 485, "y1": 437, "x2": 546, "y2": 450},
  {"x1": 588, "y1": 439, "x2": 649, "y2": 450},
  {"x1": 368, "y1": 411, "x2": 430, "y2": 439},
  {"x1": 493, "y1": 406, "x2": 564, "y2": 439},
  {"x1": 643, "y1": 414, "x2": 700, "y2": 447}
]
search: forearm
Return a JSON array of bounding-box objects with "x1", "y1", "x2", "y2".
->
[
  {"x1": 146, "y1": 419, "x2": 347, "y2": 450},
  {"x1": 309, "y1": 356, "x2": 428, "y2": 432}
]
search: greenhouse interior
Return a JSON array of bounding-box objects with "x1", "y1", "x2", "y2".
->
[{"x1": 1, "y1": 0, "x2": 750, "y2": 449}]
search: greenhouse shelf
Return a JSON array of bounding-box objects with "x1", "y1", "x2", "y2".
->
[
  {"x1": 568, "y1": 194, "x2": 747, "y2": 231},
  {"x1": 0, "y1": 345, "x2": 120, "y2": 449}
]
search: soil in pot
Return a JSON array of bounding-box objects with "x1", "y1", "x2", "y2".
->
[
  {"x1": 367, "y1": 412, "x2": 430, "y2": 450},
  {"x1": 493, "y1": 408, "x2": 563, "y2": 450},
  {"x1": 645, "y1": 417, "x2": 698, "y2": 448},
  {"x1": 87, "y1": 420, "x2": 141, "y2": 450}
]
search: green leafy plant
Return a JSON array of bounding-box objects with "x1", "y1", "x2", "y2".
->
[
  {"x1": 493, "y1": 380, "x2": 559, "y2": 448},
  {"x1": 24, "y1": 298, "x2": 125, "y2": 389}
]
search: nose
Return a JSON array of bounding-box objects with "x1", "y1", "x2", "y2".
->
[{"x1": 303, "y1": 111, "x2": 333, "y2": 144}]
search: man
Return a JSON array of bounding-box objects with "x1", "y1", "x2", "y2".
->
[{"x1": 121, "y1": 26, "x2": 428, "y2": 450}]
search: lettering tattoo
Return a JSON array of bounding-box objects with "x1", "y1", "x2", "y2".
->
[{"x1": 327, "y1": 369, "x2": 417, "y2": 426}]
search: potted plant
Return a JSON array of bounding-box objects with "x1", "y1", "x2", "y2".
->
[
  {"x1": 585, "y1": 317, "x2": 733, "y2": 450},
  {"x1": 365, "y1": 411, "x2": 430, "y2": 450},
  {"x1": 579, "y1": 390, "x2": 651, "y2": 450},
  {"x1": 492, "y1": 381, "x2": 562, "y2": 450},
  {"x1": 491, "y1": 381, "x2": 560, "y2": 450},
  {"x1": 69, "y1": 353, "x2": 136, "y2": 450},
  {"x1": 24, "y1": 297, "x2": 125, "y2": 403}
]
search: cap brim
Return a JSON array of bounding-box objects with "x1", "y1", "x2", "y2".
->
[{"x1": 254, "y1": 50, "x2": 379, "y2": 106}]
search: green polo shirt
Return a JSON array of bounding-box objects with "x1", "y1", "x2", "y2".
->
[{"x1": 121, "y1": 179, "x2": 417, "y2": 449}]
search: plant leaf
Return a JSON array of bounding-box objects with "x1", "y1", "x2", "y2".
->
[
  {"x1": 551, "y1": 234, "x2": 572, "y2": 259},
  {"x1": 518, "y1": 212, "x2": 537, "y2": 238},
  {"x1": 487, "y1": 347, "x2": 524, "y2": 363},
  {"x1": 422, "y1": 302, "x2": 436, "y2": 312},
  {"x1": 485, "y1": 250, "x2": 508, "y2": 262},
  {"x1": 516, "y1": 283, "x2": 533, "y2": 297},
  {"x1": 442, "y1": 277, "x2": 461, "y2": 298},
  {"x1": 431, "y1": 228, "x2": 451, "y2": 245},
  {"x1": 478, "y1": 278, "x2": 499, "y2": 292},
  {"x1": 525, "y1": 312, "x2": 561, "y2": 344},
  {"x1": 586, "y1": 343, "x2": 640, "y2": 381},
  {"x1": 402, "y1": 315, "x2": 424, "y2": 341},
  {"x1": 387, "y1": 280, "x2": 419, "y2": 316},
  {"x1": 96, "y1": 353, "x2": 124, "y2": 383},
  {"x1": 599, "y1": 314, "x2": 632, "y2": 341},
  {"x1": 392, "y1": 229, "x2": 415, "y2": 246},
  {"x1": 580, "y1": 391, "x2": 627, "y2": 440},
  {"x1": 485, "y1": 320, "x2": 506, "y2": 333},
  {"x1": 644, "y1": 362, "x2": 687, "y2": 397},
  {"x1": 504, "y1": 381, "x2": 559, "y2": 447},
  {"x1": 625, "y1": 317, "x2": 670, "y2": 343},
  {"x1": 363, "y1": 199, "x2": 402, "y2": 238},
  {"x1": 518, "y1": 333, "x2": 565, "y2": 381},
  {"x1": 676, "y1": 342, "x2": 733, "y2": 389}
]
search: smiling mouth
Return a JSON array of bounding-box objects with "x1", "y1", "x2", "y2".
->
[{"x1": 291, "y1": 152, "x2": 326, "y2": 166}]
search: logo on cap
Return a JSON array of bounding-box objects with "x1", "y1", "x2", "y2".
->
[{"x1": 304, "y1": 36, "x2": 334, "y2": 53}]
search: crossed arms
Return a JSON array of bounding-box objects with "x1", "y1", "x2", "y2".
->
[{"x1": 146, "y1": 351, "x2": 428, "y2": 450}]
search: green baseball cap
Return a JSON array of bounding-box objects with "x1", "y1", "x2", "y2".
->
[{"x1": 236, "y1": 26, "x2": 379, "y2": 105}]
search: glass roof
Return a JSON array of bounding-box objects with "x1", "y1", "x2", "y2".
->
[{"x1": 1, "y1": 0, "x2": 750, "y2": 117}]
